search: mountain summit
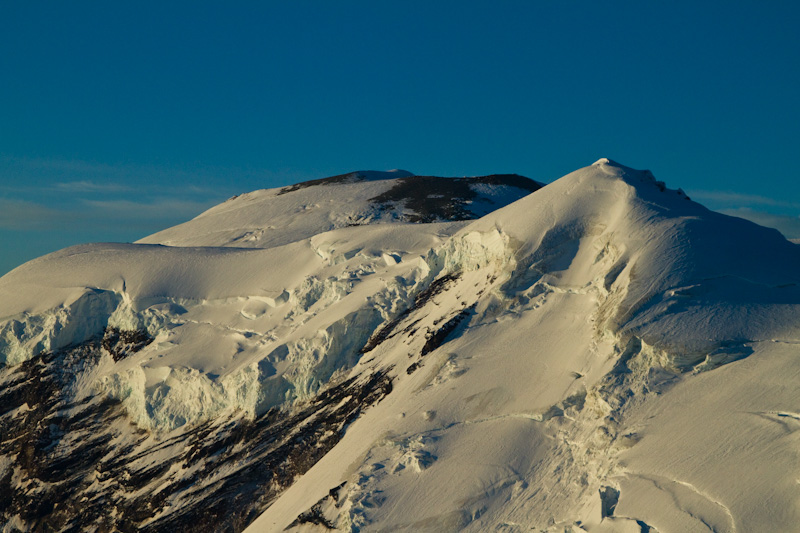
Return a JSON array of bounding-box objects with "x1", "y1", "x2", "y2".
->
[
  {"x1": 137, "y1": 170, "x2": 542, "y2": 248},
  {"x1": 1, "y1": 161, "x2": 798, "y2": 532}
]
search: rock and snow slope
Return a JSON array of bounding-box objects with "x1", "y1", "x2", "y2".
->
[{"x1": 1, "y1": 161, "x2": 799, "y2": 532}]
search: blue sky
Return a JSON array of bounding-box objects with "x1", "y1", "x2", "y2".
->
[{"x1": 1, "y1": 1, "x2": 799, "y2": 275}]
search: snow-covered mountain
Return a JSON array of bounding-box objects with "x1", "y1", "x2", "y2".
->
[
  {"x1": 1, "y1": 161, "x2": 798, "y2": 532},
  {"x1": 137, "y1": 170, "x2": 541, "y2": 248}
]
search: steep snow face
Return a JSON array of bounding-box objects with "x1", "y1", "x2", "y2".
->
[
  {"x1": 248, "y1": 159, "x2": 800, "y2": 532},
  {"x1": 469, "y1": 158, "x2": 800, "y2": 353}
]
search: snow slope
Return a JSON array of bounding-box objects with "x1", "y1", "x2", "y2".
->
[
  {"x1": 247, "y1": 159, "x2": 800, "y2": 532},
  {"x1": 2, "y1": 161, "x2": 799, "y2": 532}
]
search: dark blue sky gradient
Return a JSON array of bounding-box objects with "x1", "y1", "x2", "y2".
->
[{"x1": 2, "y1": 2, "x2": 800, "y2": 274}]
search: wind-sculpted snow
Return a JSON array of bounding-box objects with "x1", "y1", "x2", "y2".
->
[{"x1": 2, "y1": 160, "x2": 800, "y2": 531}]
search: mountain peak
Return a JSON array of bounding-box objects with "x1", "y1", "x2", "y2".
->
[
  {"x1": 583, "y1": 158, "x2": 683, "y2": 199},
  {"x1": 591, "y1": 157, "x2": 647, "y2": 178},
  {"x1": 592, "y1": 156, "x2": 616, "y2": 166}
]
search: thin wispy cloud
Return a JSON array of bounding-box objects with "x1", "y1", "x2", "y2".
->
[
  {"x1": 55, "y1": 180, "x2": 133, "y2": 193},
  {"x1": 720, "y1": 208, "x2": 800, "y2": 239},
  {"x1": 1, "y1": 155, "x2": 185, "y2": 180},
  {"x1": 0, "y1": 155, "x2": 288, "y2": 249},
  {"x1": 81, "y1": 198, "x2": 217, "y2": 221},
  {"x1": 0, "y1": 197, "x2": 216, "y2": 233},
  {"x1": 687, "y1": 189, "x2": 800, "y2": 210},
  {"x1": 685, "y1": 189, "x2": 800, "y2": 240},
  {"x1": 0, "y1": 155, "x2": 295, "y2": 194},
  {"x1": 0, "y1": 199, "x2": 63, "y2": 230}
]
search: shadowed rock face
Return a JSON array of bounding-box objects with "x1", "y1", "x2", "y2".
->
[
  {"x1": 280, "y1": 171, "x2": 543, "y2": 223},
  {"x1": 0, "y1": 328, "x2": 392, "y2": 532},
  {"x1": 370, "y1": 174, "x2": 542, "y2": 223}
]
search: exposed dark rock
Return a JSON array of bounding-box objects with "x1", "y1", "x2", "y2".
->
[
  {"x1": 102, "y1": 326, "x2": 153, "y2": 362},
  {"x1": 420, "y1": 306, "x2": 474, "y2": 357},
  {"x1": 328, "y1": 481, "x2": 346, "y2": 504},
  {"x1": 288, "y1": 505, "x2": 335, "y2": 530},
  {"x1": 370, "y1": 174, "x2": 541, "y2": 223},
  {"x1": 599, "y1": 485, "x2": 620, "y2": 518},
  {"x1": 361, "y1": 273, "x2": 461, "y2": 355},
  {"x1": 286, "y1": 481, "x2": 348, "y2": 530},
  {"x1": 278, "y1": 171, "x2": 542, "y2": 224}
]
